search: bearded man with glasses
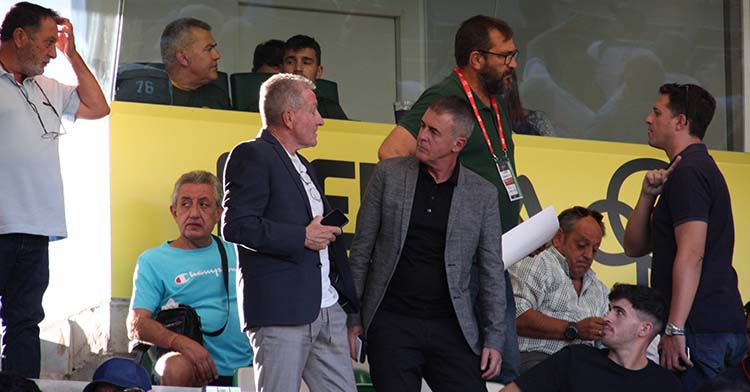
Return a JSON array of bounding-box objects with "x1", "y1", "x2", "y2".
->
[
  {"x1": 222, "y1": 73, "x2": 359, "y2": 392},
  {"x1": 0, "y1": 1, "x2": 109, "y2": 378}
]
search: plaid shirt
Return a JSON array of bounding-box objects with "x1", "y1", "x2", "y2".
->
[{"x1": 509, "y1": 246, "x2": 609, "y2": 355}]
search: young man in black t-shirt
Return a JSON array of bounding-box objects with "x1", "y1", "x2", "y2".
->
[{"x1": 502, "y1": 284, "x2": 683, "y2": 392}]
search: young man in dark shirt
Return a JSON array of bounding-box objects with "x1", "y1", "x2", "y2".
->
[
  {"x1": 503, "y1": 284, "x2": 683, "y2": 392},
  {"x1": 624, "y1": 84, "x2": 745, "y2": 391}
]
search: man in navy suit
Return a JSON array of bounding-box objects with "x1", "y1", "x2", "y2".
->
[{"x1": 222, "y1": 73, "x2": 358, "y2": 392}]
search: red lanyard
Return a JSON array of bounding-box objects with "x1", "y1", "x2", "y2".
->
[{"x1": 454, "y1": 67, "x2": 508, "y2": 160}]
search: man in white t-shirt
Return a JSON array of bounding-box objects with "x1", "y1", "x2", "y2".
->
[{"x1": 222, "y1": 73, "x2": 359, "y2": 392}]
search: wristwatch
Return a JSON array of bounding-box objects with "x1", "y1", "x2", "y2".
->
[
  {"x1": 564, "y1": 322, "x2": 579, "y2": 341},
  {"x1": 664, "y1": 323, "x2": 686, "y2": 336}
]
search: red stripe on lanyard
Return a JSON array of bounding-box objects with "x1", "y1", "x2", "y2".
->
[{"x1": 454, "y1": 67, "x2": 508, "y2": 161}]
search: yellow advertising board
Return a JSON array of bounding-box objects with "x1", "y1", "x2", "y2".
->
[{"x1": 110, "y1": 102, "x2": 750, "y2": 302}]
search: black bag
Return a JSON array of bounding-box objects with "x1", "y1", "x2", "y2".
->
[
  {"x1": 153, "y1": 235, "x2": 230, "y2": 351},
  {"x1": 155, "y1": 304, "x2": 204, "y2": 345}
]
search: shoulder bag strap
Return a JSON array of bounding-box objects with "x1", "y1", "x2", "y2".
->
[{"x1": 203, "y1": 234, "x2": 230, "y2": 337}]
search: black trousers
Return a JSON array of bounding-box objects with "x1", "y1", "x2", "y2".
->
[{"x1": 367, "y1": 309, "x2": 486, "y2": 392}]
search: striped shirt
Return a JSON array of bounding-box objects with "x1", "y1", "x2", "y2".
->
[{"x1": 509, "y1": 246, "x2": 609, "y2": 355}]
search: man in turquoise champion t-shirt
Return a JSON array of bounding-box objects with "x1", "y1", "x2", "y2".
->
[{"x1": 127, "y1": 171, "x2": 252, "y2": 387}]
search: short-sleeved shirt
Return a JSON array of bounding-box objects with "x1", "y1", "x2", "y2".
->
[
  {"x1": 514, "y1": 345, "x2": 683, "y2": 392},
  {"x1": 130, "y1": 237, "x2": 253, "y2": 375},
  {"x1": 509, "y1": 247, "x2": 609, "y2": 354},
  {"x1": 171, "y1": 83, "x2": 230, "y2": 110},
  {"x1": 399, "y1": 72, "x2": 520, "y2": 233},
  {"x1": 651, "y1": 143, "x2": 744, "y2": 333},
  {"x1": 0, "y1": 67, "x2": 80, "y2": 238}
]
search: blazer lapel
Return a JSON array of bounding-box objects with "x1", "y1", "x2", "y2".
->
[
  {"x1": 261, "y1": 130, "x2": 313, "y2": 218},
  {"x1": 399, "y1": 158, "x2": 419, "y2": 248},
  {"x1": 445, "y1": 164, "x2": 466, "y2": 261}
]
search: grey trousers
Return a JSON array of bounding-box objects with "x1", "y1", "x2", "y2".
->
[{"x1": 248, "y1": 304, "x2": 356, "y2": 392}]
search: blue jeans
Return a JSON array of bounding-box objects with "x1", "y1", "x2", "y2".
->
[
  {"x1": 0, "y1": 234, "x2": 49, "y2": 378},
  {"x1": 680, "y1": 331, "x2": 747, "y2": 392}
]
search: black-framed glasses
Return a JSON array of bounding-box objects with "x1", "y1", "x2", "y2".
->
[
  {"x1": 478, "y1": 49, "x2": 520, "y2": 65},
  {"x1": 10, "y1": 78, "x2": 67, "y2": 139}
]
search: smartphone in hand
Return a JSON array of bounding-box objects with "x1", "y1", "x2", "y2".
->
[
  {"x1": 321, "y1": 209, "x2": 349, "y2": 228},
  {"x1": 355, "y1": 335, "x2": 367, "y2": 363}
]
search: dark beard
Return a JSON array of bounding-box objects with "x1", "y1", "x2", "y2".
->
[{"x1": 480, "y1": 68, "x2": 512, "y2": 96}]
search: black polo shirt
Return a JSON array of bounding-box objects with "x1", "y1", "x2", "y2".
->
[
  {"x1": 380, "y1": 162, "x2": 460, "y2": 319},
  {"x1": 651, "y1": 143, "x2": 744, "y2": 333}
]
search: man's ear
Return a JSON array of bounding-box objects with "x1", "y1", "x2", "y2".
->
[
  {"x1": 315, "y1": 64, "x2": 323, "y2": 80},
  {"x1": 13, "y1": 27, "x2": 27, "y2": 47},
  {"x1": 638, "y1": 321, "x2": 653, "y2": 338},
  {"x1": 452, "y1": 136, "x2": 468, "y2": 152},
  {"x1": 468, "y1": 50, "x2": 485, "y2": 71},
  {"x1": 282, "y1": 109, "x2": 295, "y2": 128},
  {"x1": 176, "y1": 50, "x2": 189, "y2": 66},
  {"x1": 552, "y1": 228, "x2": 564, "y2": 248},
  {"x1": 169, "y1": 204, "x2": 178, "y2": 219}
]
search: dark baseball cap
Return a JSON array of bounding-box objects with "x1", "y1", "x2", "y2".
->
[{"x1": 83, "y1": 357, "x2": 152, "y2": 392}]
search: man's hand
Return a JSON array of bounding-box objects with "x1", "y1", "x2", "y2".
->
[
  {"x1": 305, "y1": 216, "x2": 341, "y2": 250},
  {"x1": 347, "y1": 325, "x2": 364, "y2": 361},
  {"x1": 660, "y1": 334, "x2": 693, "y2": 371},
  {"x1": 641, "y1": 156, "x2": 681, "y2": 197},
  {"x1": 480, "y1": 347, "x2": 502, "y2": 380},
  {"x1": 577, "y1": 317, "x2": 607, "y2": 340},
  {"x1": 172, "y1": 335, "x2": 219, "y2": 385},
  {"x1": 55, "y1": 17, "x2": 77, "y2": 58}
]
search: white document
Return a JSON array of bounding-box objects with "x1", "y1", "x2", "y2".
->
[{"x1": 502, "y1": 206, "x2": 559, "y2": 270}]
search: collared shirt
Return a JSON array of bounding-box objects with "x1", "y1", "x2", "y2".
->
[
  {"x1": 0, "y1": 65, "x2": 80, "y2": 238},
  {"x1": 509, "y1": 246, "x2": 609, "y2": 355},
  {"x1": 380, "y1": 162, "x2": 460, "y2": 319}
]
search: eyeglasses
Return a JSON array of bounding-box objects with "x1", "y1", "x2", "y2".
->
[
  {"x1": 11, "y1": 78, "x2": 67, "y2": 139},
  {"x1": 478, "y1": 49, "x2": 520, "y2": 65},
  {"x1": 120, "y1": 388, "x2": 146, "y2": 392},
  {"x1": 299, "y1": 170, "x2": 321, "y2": 202}
]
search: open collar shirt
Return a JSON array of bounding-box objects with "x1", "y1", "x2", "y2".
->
[{"x1": 509, "y1": 246, "x2": 609, "y2": 355}]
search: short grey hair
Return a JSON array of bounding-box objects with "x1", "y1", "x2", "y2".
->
[
  {"x1": 171, "y1": 170, "x2": 222, "y2": 207},
  {"x1": 260, "y1": 73, "x2": 316, "y2": 128},
  {"x1": 426, "y1": 96, "x2": 475, "y2": 139},
  {"x1": 160, "y1": 18, "x2": 211, "y2": 67}
]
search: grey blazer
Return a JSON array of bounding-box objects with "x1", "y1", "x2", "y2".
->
[{"x1": 348, "y1": 156, "x2": 506, "y2": 354}]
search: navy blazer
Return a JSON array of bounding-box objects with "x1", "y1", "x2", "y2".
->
[{"x1": 222, "y1": 129, "x2": 358, "y2": 330}]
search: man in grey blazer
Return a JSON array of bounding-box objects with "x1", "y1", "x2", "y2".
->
[{"x1": 347, "y1": 96, "x2": 506, "y2": 391}]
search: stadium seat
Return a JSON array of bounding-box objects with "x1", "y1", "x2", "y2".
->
[
  {"x1": 230, "y1": 72, "x2": 273, "y2": 112},
  {"x1": 115, "y1": 64, "x2": 172, "y2": 104}
]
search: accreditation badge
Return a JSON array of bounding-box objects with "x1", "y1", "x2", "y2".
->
[{"x1": 495, "y1": 157, "x2": 523, "y2": 202}]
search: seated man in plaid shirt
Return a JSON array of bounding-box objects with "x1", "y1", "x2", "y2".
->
[{"x1": 508, "y1": 206, "x2": 610, "y2": 374}]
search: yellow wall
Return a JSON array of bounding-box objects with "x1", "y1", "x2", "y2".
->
[{"x1": 110, "y1": 101, "x2": 750, "y2": 302}]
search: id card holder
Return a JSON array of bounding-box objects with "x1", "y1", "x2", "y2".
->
[{"x1": 495, "y1": 157, "x2": 523, "y2": 202}]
